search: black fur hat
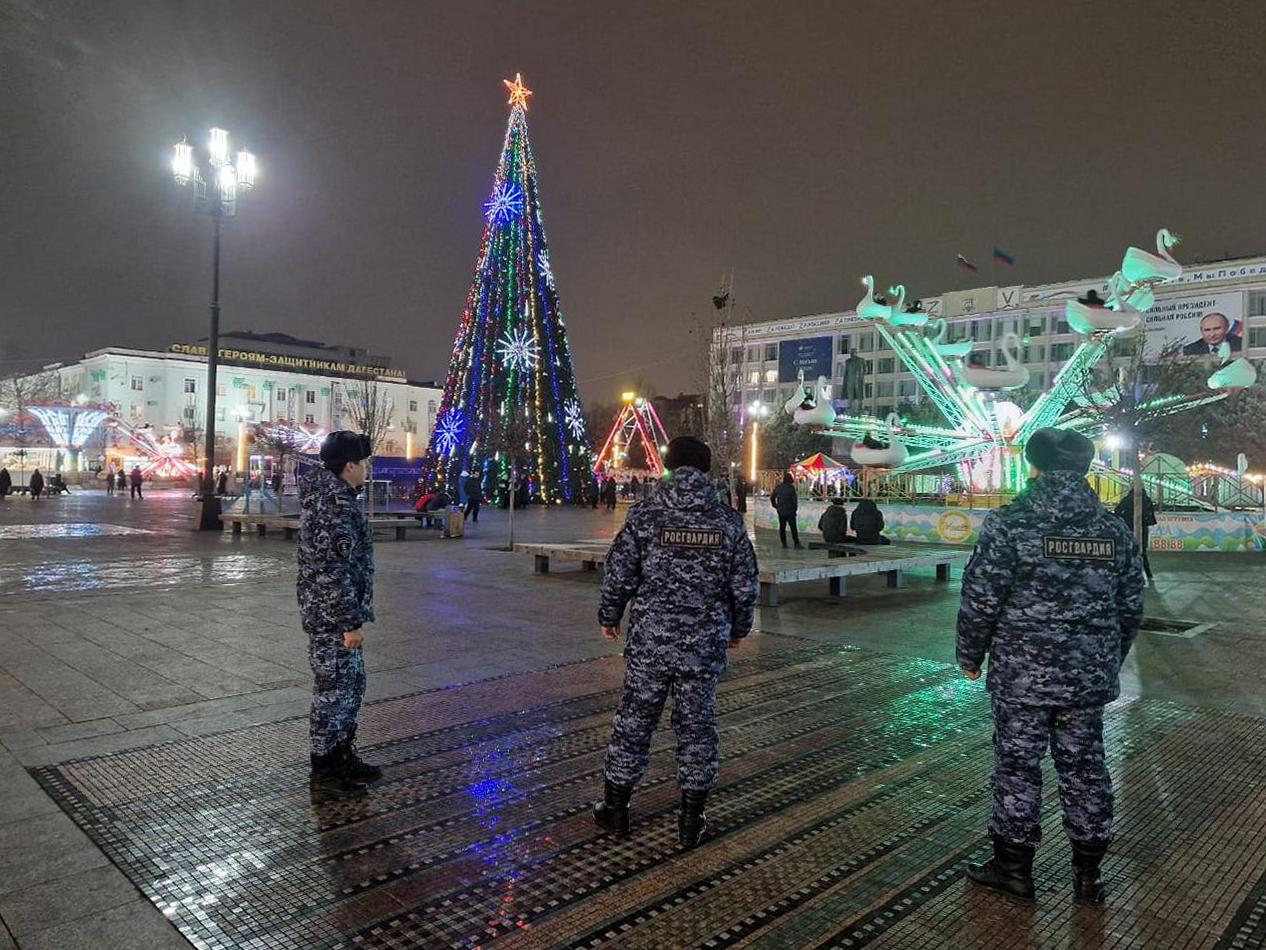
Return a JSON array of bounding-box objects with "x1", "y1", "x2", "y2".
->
[
  {"x1": 664, "y1": 436, "x2": 712, "y2": 474},
  {"x1": 1025, "y1": 428, "x2": 1094, "y2": 475}
]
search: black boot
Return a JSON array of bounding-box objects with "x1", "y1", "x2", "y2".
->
[
  {"x1": 342, "y1": 731, "x2": 383, "y2": 783},
  {"x1": 679, "y1": 789, "x2": 709, "y2": 848},
  {"x1": 592, "y1": 779, "x2": 633, "y2": 834},
  {"x1": 1071, "y1": 840, "x2": 1108, "y2": 904},
  {"x1": 310, "y1": 750, "x2": 368, "y2": 796},
  {"x1": 966, "y1": 836, "x2": 1036, "y2": 901}
]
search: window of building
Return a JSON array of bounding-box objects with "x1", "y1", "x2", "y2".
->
[
  {"x1": 761, "y1": 388, "x2": 775, "y2": 404},
  {"x1": 1052, "y1": 317, "x2": 1071, "y2": 335},
  {"x1": 838, "y1": 335, "x2": 851, "y2": 354},
  {"x1": 408, "y1": 400, "x2": 418, "y2": 412},
  {"x1": 305, "y1": 390, "x2": 316, "y2": 404},
  {"x1": 762, "y1": 368, "x2": 777, "y2": 384},
  {"x1": 1027, "y1": 316, "x2": 1047, "y2": 336},
  {"x1": 898, "y1": 379, "x2": 916, "y2": 397},
  {"x1": 1050, "y1": 341, "x2": 1076, "y2": 361},
  {"x1": 183, "y1": 406, "x2": 196, "y2": 421},
  {"x1": 246, "y1": 385, "x2": 257, "y2": 401},
  {"x1": 1023, "y1": 344, "x2": 1046, "y2": 362},
  {"x1": 764, "y1": 344, "x2": 778, "y2": 362},
  {"x1": 746, "y1": 346, "x2": 759, "y2": 362},
  {"x1": 1249, "y1": 326, "x2": 1266, "y2": 348},
  {"x1": 1031, "y1": 373, "x2": 1046, "y2": 389},
  {"x1": 216, "y1": 408, "x2": 226, "y2": 421},
  {"x1": 216, "y1": 383, "x2": 227, "y2": 396},
  {"x1": 877, "y1": 358, "x2": 895, "y2": 374},
  {"x1": 856, "y1": 334, "x2": 873, "y2": 352},
  {"x1": 864, "y1": 383, "x2": 873, "y2": 398},
  {"x1": 130, "y1": 376, "x2": 143, "y2": 391},
  {"x1": 746, "y1": 370, "x2": 760, "y2": 385},
  {"x1": 305, "y1": 413, "x2": 315, "y2": 424},
  {"x1": 727, "y1": 347, "x2": 740, "y2": 366},
  {"x1": 183, "y1": 378, "x2": 196, "y2": 394},
  {"x1": 876, "y1": 381, "x2": 894, "y2": 398},
  {"x1": 1249, "y1": 290, "x2": 1266, "y2": 317}
]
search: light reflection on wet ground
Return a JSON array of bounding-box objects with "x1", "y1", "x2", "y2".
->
[
  {"x1": 0, "y1": 523, "x2": 154, "y2": 539},
  {"x1": 4, "y1": 552, "x2": 288, "y2": 594}
]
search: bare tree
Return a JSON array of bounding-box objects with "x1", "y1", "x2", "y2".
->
[
  {"x1": 343, "y1": 378, "x2": 394, "y2": 514},
  {"x1": 487, "y1": 411, "x2": 533, "y2": 550},
  {"x1": 688, "y1": 280, "x2": 747, "y2": 475},
  {"x1": 253, "y1": 423, "x2": 304, "y2": 510},
  {"x1": 0, "y1": 368, "x2": 62, "y2": 483}
]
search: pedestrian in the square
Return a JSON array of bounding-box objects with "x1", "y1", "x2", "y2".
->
[
  {"x1": 956, "y1": 428, "x2": 1144, "y2": 904},
  {"x1": 463, "y1": 470, "x2": 482, "y2": 523},
  {"x1": 0, "y1": 466, "x2": 10, "y2": 501},
  {"x1": 1113, "y1": 489, "x2": 1157, "y2": 582},
  {"x1": 592, "y1": 436, "x2": 758, "y2": 848},
  {"x1": 115, "y1": 470, "x2": 126, "y2": 493},
  {"x1": 129, "y1": 465, "x2": 143, "y2": 499},
  {"x1": 734, "y1": 474, "x2": 749, "y2": 513},
  {"x1": 298, "y1": 431, "x2": 381, "y2": 794},
  {"x1": 105, "y1": 464, "x2": 115, "y2": 496},
  {"x1": 28, "y1": 468, "x2": 44, "y2": 501},
  {"x1": 771, "y1": 472, "x2": 802, "y2": 549}
]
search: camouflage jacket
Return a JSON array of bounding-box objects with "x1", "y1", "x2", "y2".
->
[
  {"x1": 296, "y1": 467, "x2": 375, "y2": 634},
  {"x1": 955, "y1": 470, "x2": 1145, "y2": 706},
  {"x1": 600, "y1": 466, "x2": 758, "y2": 667}
]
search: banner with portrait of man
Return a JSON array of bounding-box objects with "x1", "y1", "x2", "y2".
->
[{"x1": 1143, "y1": 291, "x2": 1245, "y2": 359}]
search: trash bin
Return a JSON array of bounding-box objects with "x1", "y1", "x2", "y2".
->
[{"x1": 443, "y1": 504, "x2": 465, "y2": 539}]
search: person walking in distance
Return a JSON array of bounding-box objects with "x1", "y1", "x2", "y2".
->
[
  {"x1": 104, "y1": 464, "x2": 115, "y2": 496},
  {"x1": 957, "y1": 428, "x2": 1144, "y2": 904},
  {"x1": 592, "y1": 436, "x2": 758, "y2": 848},
  {"x1": 129, "y1": 465, "x2": 144, "y2": 499},
  {"x1": 463, "y1": 470, "x2": 482, "y2": 524},
  {"x1": 771, "y1": 472, "x2": 802, "y2": 549},
  {"x1": 28, "y1": 468, "x2": 44, "y2": 501},
  {"x1": 298, "y1": 431, "x2": 382, "y2": 795}
]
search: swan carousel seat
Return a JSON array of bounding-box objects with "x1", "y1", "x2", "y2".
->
[
  {"x1": 1121, "y1": 228, "x2": 1182, "y2": 285},
  {"x1": 889, "y1": 289, "x2": 930, "y2": 329},
  {"x1": 1109, "y1": 271, "x2": 1155, "y2": 312},
  {"x1": 957, "y1": 332, "x2": 1030, "y2": 390},
  {"x1": 1066, "y1": 285, "x2": 1140, "y2": 335},
  {"x1": 783, "y1": 369, "x2": 811, "y2": 416},
  {"x1": 857, "y1": 275, "x2": 892, "y2": 322},
  {"x1": 925, "y1": 318, "x2": 973, "y2": 358},
  {"x1": 850, "y1": 413, "x2": 909, "y2": 467},
  {"x1": 792, "y1": 376, "x2": 837, "y2": 426},
  {"x1": 1208, "y1": 357, "x2": 1258, "y2": 390}
]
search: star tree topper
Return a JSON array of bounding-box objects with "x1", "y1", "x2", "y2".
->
[{"x1": 504, "y1": 73, "x2": 533, "y2": 110}]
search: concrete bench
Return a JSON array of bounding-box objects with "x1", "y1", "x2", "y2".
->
[
  {"x1": 224, "y1": 514, "x2": 428, "y2": 542},
  {"x1": 756, "y1": 545, "x2": 969, "y2": 606},
  {"x1": 513, "y1": 542, "x2": 609, "y2": 574}
]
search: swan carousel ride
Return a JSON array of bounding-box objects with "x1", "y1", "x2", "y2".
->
[
  {"x1": 1207, "y1": 342, "x2": 1259, "y2": 390},
  {"x1": 924, "y1": 318, "x2": 973, "y2": 358},
  {"x1": 956, "y1": 332, "x2": 1030, "y2": 390},
  {"x1": 1065, "y1": 275, "x2": 1143, "y2": 335},
  {"x1": 792, "y1": 375, "x2": 837, "y2": 427},
  {"x1": 1121, "y1": 228, "x2": 1183, "y2": 285},
  {"x1": 857, "y1": 275, "x2": 893, "y2": 321},
  {"x1": 850, "y1": 412, "x2": 908, "y2": 468}
]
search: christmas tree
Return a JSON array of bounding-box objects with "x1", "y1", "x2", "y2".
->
[{"x1": 424, "y1": 74, "x2": 592, "y2": 503}]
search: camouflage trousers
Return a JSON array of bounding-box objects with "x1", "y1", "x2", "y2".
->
[
  {"x1": 308, "y1": 629, "x2": 366, "y2": 756},
  {"x1": 604, "y1": 650, "x2": 722, "y2": 792},
  {"x1": 989, "y1": 698, "x2": 1112, "y2": 847}
]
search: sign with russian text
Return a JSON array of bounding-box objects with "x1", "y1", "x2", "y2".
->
[{"x1": 777, "y1": 337, "x2": 833, "y2": 384}]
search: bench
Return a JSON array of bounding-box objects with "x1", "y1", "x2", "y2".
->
[
  {"x1": 514, "y1": 541, "x2": 968, "y2": 608},
  {"x1": 757, "y1": 545, "x2": 968, "y2": 606},
  {"x1": 223, "y1": 514, "x2": 429, "y2": 541},
  {"x1": 513, "y1": 542, "x2": 609, "y2": 574}
]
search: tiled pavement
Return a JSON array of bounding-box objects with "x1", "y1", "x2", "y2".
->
[{"x1": 3, "y1": 490, "x2": 1266, "y2": 947}]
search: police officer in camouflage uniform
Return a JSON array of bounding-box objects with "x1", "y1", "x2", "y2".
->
[
  {"x1": 957, "y1": 428, "x2": 1144, "y2": 903},
  {"x1": 592, "y1": 436, "x2": 759, "y2": 848},
  {"x1": 298, "y1": 431, "x2": 382, "y2": 794}
]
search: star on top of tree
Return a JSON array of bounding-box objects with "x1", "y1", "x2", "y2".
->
[{"x1": 503, "y1": 73, "x2": 533, "y2": 110}]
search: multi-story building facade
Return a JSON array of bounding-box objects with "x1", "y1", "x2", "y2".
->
[
  {"x1": 5, "y1": 331, "x2": 441, "y2": 473},
  {"x1": 717, "y1": 255, "x2": 1266, "y2": 425}
]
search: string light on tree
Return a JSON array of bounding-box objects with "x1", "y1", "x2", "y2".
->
[{"x1": 422, "y1": 75, "x2": 592, "y2": 502}]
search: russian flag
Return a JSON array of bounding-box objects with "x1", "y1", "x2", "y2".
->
[
  {"x1": 993, "y1": 247, "x2": 1016, "y2": 266},
  {"x1": 956, "y1": 254, "x2": 978, "y2": 273}
]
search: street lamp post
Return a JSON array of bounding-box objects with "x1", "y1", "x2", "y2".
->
[
  {"x1": 748, "y1": 401, "x2": 769, "y2": 484},
  {"x1": 172, "y1": 129, "x2": 256, "y2": 529}
]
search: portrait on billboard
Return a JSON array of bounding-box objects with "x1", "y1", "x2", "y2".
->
[{"x1": 1142, "y1": 292, "x2": 1245, "y2": 359}]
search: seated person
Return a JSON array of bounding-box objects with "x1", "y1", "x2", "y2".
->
[
  {"x1": 850, "y1": 497, "x2": 891, "y2": 545},
  {"x1": 818, "y1": 497, "x2": 850, "y2": 544},
  {"x1": 414, "y1": 489, "x2": 451, "y2": 522},
  {"x1": 48, "y1": 473, "x2": 68, "y2": 494},
  {"x1": 861, "y1": 430, "x2": 888, "y2": 449}
]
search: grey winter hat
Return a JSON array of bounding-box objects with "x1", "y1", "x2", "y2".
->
[
  {"x1": 319, "y1": 431, "x2": 372, "y2": 468},
  {"x1": 1025, "y1": 428, "x2": 1094, "y2": 475},
  {"x1": 664, "y1": 436, "x2": 712, "y2": 474}
]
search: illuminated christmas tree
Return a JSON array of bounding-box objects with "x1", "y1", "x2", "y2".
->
[{"x1": 424, "y1": 74, "x2": 592, "y2": 503}]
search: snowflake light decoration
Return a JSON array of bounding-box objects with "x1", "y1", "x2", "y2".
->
[
  {"x1": 483, "y1": 181, "x2": 524, "y2": 224},
  {"x1": 434, "y1": 410, "x2": 465, "y2": 455},
  {"x1": 497, "y1": 328, "x2": 540, "y2": 371},
  {"x1": 538, "y1": 249, "x2": 555, "y2": 290},
  {"x1": 564, "y1": 398, "x2": 585, "y2": 438}
]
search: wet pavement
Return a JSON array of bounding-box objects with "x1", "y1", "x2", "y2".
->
[{"x1": 1, "y1": 489, "x2": 1265, "y2": 947}]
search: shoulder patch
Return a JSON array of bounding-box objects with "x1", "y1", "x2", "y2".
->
[
  {"x1": 334, "y1": 534, "x2": 355, "y2": 559},
  {"x1": 659, "y1": 526, "x2": 724, "y2": 548},
  {"x1": 1043, "y1": 536, "x2": 1116, "y2": 560}
]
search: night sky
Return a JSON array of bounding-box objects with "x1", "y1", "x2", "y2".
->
[{"x1": 4, "y1": 0, "x2": 1265, "y2": 404}]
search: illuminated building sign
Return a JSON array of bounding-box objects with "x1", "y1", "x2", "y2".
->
[{"x1": 168, "y1": 343, "x2": 405, "y2": 380}]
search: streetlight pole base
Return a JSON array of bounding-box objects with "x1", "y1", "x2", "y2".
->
[{"x1": 195, "y1": 492, "x2": 223, "y2": 531}]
